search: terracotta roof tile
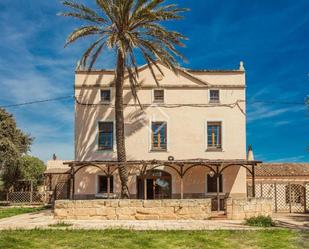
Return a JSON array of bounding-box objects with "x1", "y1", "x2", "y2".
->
[
  {"x1": 44, "y1": 168, "x2": 70, "y2": 174},
  {"x1": 251, "y1": 163, "x2": 309, "y2": 177}
]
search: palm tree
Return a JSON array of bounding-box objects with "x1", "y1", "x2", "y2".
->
[{"x1": 60, "y1": 0, "x2": 188, "y2": 198}]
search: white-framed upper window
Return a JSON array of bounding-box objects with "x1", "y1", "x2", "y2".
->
[
  {"x1": 209, "y1": 89, "x2": 220, "y2": 103},
  {"x1": 153, "y1": 89, "x2": 164, "y2": 103},
  {"x1": 100, "y1": 89, "x2": 111, "y2": 102}
]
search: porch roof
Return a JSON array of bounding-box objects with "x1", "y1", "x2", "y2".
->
[
  {"x1": 65, "y1": 158, "x2": 261, "y2": 201},
  {"x1": 64, "y1": 159, "x2": 262, "y2": 167}
]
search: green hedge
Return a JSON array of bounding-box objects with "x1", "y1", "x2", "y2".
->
[{"x1": 245, "y1": 215, "x2": 275, "y2": 227}]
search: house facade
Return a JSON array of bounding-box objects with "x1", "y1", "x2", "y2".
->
[{"x1": 72, "y1": 61, "x2": 251, "y2": 204}]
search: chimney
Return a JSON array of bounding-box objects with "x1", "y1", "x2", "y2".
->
[
  {"x1": 239, "y1": 61, "x2": 245, "y2": 71},
  {"x1": 247, "y1": 145, "x2": 254, "y2": 161}
]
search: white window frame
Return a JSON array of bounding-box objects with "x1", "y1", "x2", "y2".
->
[
  {"x1": 100, "y1": 88, "x2": 112, "y2": 103},
  {"x1": 204, "y1": 119, "x2": 224, "y2": 151},
  {"x1": 152, "y1": 88, "x2": 165, "y2": 104}
]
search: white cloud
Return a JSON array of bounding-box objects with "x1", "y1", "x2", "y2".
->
[
  {"x1": 268, "y1": 155, "x2": 306, "y2": 163},
  {"x1": 273, "y1": 120, "x2": 292, "y2": 127},
  {"x1": 247, "y1": 102, "x2": 305, "y2": 123}
]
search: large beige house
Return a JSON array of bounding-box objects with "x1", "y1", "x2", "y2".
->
[{"x1": 67, "y1": 61, "x2": 259, "y2": 211}]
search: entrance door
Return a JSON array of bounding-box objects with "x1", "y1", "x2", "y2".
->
[
  {"x1": 137, "y1": 170, "x2": 172, "y2": 199},
  {"x1": 147, "y1": 179, "x2": 154, "y2": 199}
]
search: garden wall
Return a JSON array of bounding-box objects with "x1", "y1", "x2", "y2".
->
[
  {"x1": 226, "y1": 198, "x2": 273, "y2": 220},
  {"x1": 54, "y1": 199, "x2": 212, "y2": 220}
]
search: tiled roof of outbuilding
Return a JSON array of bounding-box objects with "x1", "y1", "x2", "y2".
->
[
  {"x1": 252, "y1": 163, "x2": 309, "y2": 177},
  {"x1": 44, "y1": 168, "x2": 70, "y2": 175}
]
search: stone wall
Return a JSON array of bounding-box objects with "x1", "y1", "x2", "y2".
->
[
  {"x1": 54, "y1": 199, "x2": 212, "y2": 220},
  {"x1": 226, "y1": 198, "x2": 273, "y2": 220}
]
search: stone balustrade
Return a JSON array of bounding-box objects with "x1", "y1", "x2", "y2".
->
[
  {"x1": 54, "y1": 199, "x2": 212, "y2": 220},
  {"x1": 226, "y1": 198, "x2": 273, "y2": 220}
]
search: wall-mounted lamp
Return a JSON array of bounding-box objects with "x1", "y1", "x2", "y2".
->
[{"x1": 208, "y1": 171, "x2": 215, "y2": 178}]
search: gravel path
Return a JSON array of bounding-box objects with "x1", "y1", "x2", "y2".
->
[{"x1": 0, "y1": 210, "x2": 307, "y2": 230}]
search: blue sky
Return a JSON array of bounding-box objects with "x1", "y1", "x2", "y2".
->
[{"x1": 0, "y1": 0, "x2": 308, "y2": 163}]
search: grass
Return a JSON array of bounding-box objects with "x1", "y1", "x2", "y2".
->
[
  {"x1": 245, "y1": 216, "x2": 275, "y2": 227},
  {"x1": 0, "y1": 206, "x2": 47, "y2": 219},
  {"x1": 0, "y1": 229, "x2": 308, "y2": 249}
]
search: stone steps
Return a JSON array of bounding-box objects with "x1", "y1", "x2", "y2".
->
[{"x1": 210, "y1": 212, "x2": 227, "y2": 220}]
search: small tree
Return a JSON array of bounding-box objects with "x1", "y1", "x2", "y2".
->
[
  {"x1": 2, "y1": 155, "x2": 45, "y2": 191},
  {"x1": 0, "y1": 108, "x2": 33, "y2": 190},
  {"x1": 20, "y1": 156, "x2": 45, "y2": 190},
  {"x1": 0, "y1": 108, "x2": 32, "y2": 171}
]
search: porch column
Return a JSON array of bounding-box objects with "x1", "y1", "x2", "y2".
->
[
  {"x1": 216, "y1": 165, "x2": 220, "y2": 212},
  {"x1": 72, "y1": 173, "x2": 75, "y2": 200},
  {"x1": 180, "y1": 177, "x2": 184, "y2": 199},
  {"x1": 107, "y1": 166, "x2": 110, "y2": 199},
  {"x1": 251, "y1": 164, "x2": 256, "y2": 197},
  {"x1": 107, "y1": 176, "x2": 110, "y2": 199},
  {"x1": 180, "y1": 164, "x2": 184, "y2": 199},
  {"x1": 144, "y1": 178, "x2": 147, "y2": 200},
  {"x1": 69, "y1": 166, "x2": 74, "y2": 200}
]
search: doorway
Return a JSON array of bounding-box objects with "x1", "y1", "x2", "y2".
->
[{"x1": 137, "y1": 170, "x2": 172, "y2": 199}]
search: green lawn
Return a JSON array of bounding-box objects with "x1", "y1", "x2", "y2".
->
[
  {"x1": 0, "y1": 206, "x2": 46, "y2": 219},
  {"x1": 0, "y1": 229, "x2": 308, "y2": 249}
]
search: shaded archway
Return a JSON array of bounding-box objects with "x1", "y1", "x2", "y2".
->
[{"x1": 137, "y1": 169, "x2": 172, "y2": 200}]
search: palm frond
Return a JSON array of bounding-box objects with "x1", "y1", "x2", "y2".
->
[
  {"x1": 65, "y1": 26, "x2": 102, "y2": 47},
  {"x1": 96, "y1": 0, "x2": 115, "y2": 24},
  {"x1": 80, "y1": 37, "x2": 105, "y2": 67},
  {"x1": 61, "y1": 0, "x2": 188, "y2": 86},
  {"x1": 61, "y1": 0, "x2": 108, "y2": 23},
  {"x1": 126, "y1": 66, "x2": 142, "y2": 108},
  {"x1": 59, "y1": 12, "x2": 107, "y2": 24},
  {"x1": 88, "y1": 42, "x2": 105, "y2": 71}
]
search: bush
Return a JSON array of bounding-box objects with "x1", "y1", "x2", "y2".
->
[
  {"x1": 245, "y1": 215, "x2": 275, "y2": 227},
  {"x1": 48, "y1": 221, "x2": 72, "y2": 228}
]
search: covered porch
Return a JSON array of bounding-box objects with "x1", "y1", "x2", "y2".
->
[{"x1": 65, "y1": 159, "x2": 261, "y2": 212}]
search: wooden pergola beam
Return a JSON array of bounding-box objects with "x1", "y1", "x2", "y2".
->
[{"x1": 66, "y1": 159, "x2": 261, "y2": 200}]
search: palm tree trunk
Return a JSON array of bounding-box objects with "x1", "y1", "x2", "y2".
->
[{"x1": 115, "y1": 50, "x2": 129, "y2": 198}]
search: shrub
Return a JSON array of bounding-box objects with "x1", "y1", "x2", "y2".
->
[
  {"x1": 48, "y1": 221, "x2": 72, "y2": 228},
  {"x1": 245, "y1": 215, "x2": 275, "y2": 227}
]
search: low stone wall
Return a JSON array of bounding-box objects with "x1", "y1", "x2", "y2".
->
[
  {"x1": 54, "y1": 199, "x2": 212, "y2": 220},
  {"x1": 226, "y1": 198, "x2": 272, "y2": 220}
]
